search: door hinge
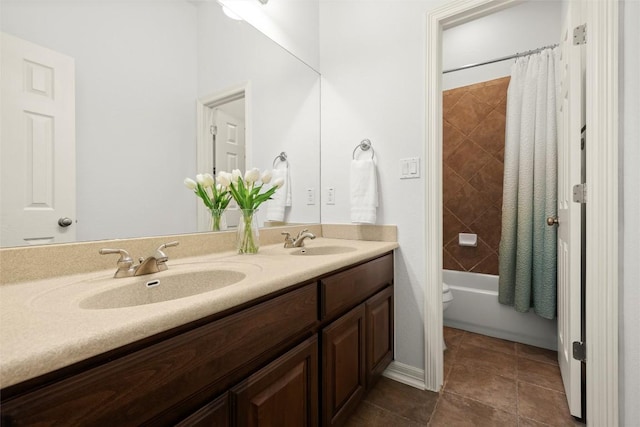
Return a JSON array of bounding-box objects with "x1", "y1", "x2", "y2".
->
[
  {"x1": 210, "y1": 125, "x2": 217, "y2": 136},
  {"x1": 573, "y1": 183, "x2": 586, "y2": 204},
  {"x1": 573, "y1": 24, "x2": 587, "y2": 45},
  {"x1": 573, "y1": 341, "x2": 586, "y2": 362}
]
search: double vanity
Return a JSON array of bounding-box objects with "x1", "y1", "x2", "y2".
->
[{"x1": 0, "y1": 225, "x2": 398, "y2": 426}]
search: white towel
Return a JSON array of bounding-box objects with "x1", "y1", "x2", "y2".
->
[
  {"x1": 266, "y1": 167, "x2": 291, "y2": 221},
  {"x1": 350, "y1": 159, "x2": 378, "y2": 224}
]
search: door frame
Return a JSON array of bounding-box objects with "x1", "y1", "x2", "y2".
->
[
  {"x1": 425, "y1": 0, "x2": 619, "y2": 424},
  {"x1": 195, "y1": 82, "x2": 252, "y2": 230}
]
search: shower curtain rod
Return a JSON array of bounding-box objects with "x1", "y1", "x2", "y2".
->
[{"x1": 442, "y1": 43, "x2": 559, "y2": 74}]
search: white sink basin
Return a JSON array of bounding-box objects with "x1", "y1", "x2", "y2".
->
[
  {"x1": 290, "y1": 246, "x2": 357, "y2": 256},
  {"x1": 79, "y1": 269, "x2": 246, "y2": 309}
]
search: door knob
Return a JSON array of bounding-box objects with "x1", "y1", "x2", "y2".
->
[
  {"x1": 546, "y1": 216, "x2": 558, "y2": 226},
  {"x1": 58, "y1": 217, "x2": 73, "y2": 227}
]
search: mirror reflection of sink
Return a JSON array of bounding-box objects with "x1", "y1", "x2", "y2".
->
[
  {"x1": 80, "y1": 269, "x2": 246, "y2": 310},
  {"x1": 290, "y1": 246, "x2": 357, "y2": 256}
]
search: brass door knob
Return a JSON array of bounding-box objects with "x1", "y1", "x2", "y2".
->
[{"x1": 546, "y1": 216, "x2": 559, "y2": 226}]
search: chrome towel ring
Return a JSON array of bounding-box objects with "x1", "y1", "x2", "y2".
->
[
  {"x1": 272, "y1": 152, "x2": 288, "y2": 168},
  {"x1": 352, "y1": 139, "x2": 374, "y2": 160}
]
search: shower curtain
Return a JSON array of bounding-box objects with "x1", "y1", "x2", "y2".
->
[{"x1": 498, "y1": 48, "x2": 558, "y2": 320}]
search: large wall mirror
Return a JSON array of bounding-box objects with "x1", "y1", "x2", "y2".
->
[{"x1": 0, "y1": 0, "x2": 320, "y2": 248}]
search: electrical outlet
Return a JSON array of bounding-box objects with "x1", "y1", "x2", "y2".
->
[
  {"x1": 306, "y1": 188, "x2": 315, "y2": 205},
  {"x1": 326, "y1": 187, "x2": 335, "y2": 205}
]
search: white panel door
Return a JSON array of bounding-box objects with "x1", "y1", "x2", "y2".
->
[
  {"x1": 214, "y1": 108, "x2": 245, "y2": 228},
  {"x1": 556, "y1": 3, "x2": 584, "y2": 418},
  {"x1": 1, "y1": 33, "x2": 76, "y2": 247}
]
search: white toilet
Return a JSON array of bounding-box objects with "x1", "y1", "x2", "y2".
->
[{"x1": 443, "y1": 282, "x2": 454, "y2": 350}]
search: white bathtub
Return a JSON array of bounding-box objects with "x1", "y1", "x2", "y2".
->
[{"x1": 443, "y1": 270, "x2": 557, "y2": 350}]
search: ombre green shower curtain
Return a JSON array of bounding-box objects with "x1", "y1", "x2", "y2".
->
[{"x1": 498, "y1": 48, "x2": 558, "y2": 320}]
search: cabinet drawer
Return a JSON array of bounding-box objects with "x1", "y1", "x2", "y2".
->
[
  {"x1": 1, "y1": 284, "x2": 317, "y2": 426},
  {"x1": 320, "y1": 253, "x2": 393, "y2": 321}
]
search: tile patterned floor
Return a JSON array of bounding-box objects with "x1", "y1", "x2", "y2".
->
[{"x1": 346, "y1": 327, "x2": 585, "y2": 426}]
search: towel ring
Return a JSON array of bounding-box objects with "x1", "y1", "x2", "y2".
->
[
  {"x1": 352, "y1": 139, "x2": 374, "y2": 160},
  {"x1": 272, "y1": 152, "x2": 288, "y2": 168}
]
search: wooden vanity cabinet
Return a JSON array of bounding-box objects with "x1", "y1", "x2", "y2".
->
[
  {"x1": 0, "y1": 252, "x2": 394, "y2": 427},
  {"x1": 320, "y1": 253, "x2": 394, "y2": 427},
  {"x1": 0, "y1": 284, "x2": 318, "y2": 427}
]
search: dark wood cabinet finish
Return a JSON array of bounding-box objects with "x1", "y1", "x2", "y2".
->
[
  {"x1": 231, "y1": 336, "x2": 318, "y2": 427},
  {"x1": 176, "y1": 393, "x2": 229, "y2": 427},
  {"x1": 320, "y1": 253, "x2": 393, "y2": 321},
  {"x1": 1, "y1": 284, "x2": 317, "y2": 426},
  {"x1": 365, "y1": 285, "x2": 394, "y2": 388},
  {"x1": 321, "y1": 304, "x2": 366, "y2": 427}
]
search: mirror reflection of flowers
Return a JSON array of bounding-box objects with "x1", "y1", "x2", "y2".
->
[{"x1": 184, "y1": 173, "x2": 232, "y2": 231}]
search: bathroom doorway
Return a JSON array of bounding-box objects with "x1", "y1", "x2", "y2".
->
[
  {"x1": 438, "y1": 0, "x2": 586, "y2": 418},
  {"x1": 426, "y1": 0, "x2": 620, "y2": 423},
  {"x1": 196, "y1": 86, "x2": 248, "y2": 230}
]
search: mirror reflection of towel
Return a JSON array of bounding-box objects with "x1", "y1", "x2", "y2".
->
[
  {"x1": 266, "y1": 167, "x2": 291, "y2": 221},
  {"x1": 350, "y1": 159, "x2": 378, "y2": 224}
]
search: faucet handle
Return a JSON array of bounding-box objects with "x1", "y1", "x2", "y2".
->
[
  {"x1": 155, "y1": 241, "x2": 179, "y2": 256},
  {"x1": 154, "y1": 241, "x2": 179, "y2": 270},
  {"x1": 99, "y1": 248, "x2": 133, "y2": 266},
  {"x1": 281, "y1": 232, "x2": 295, "y2": 248},
  {"x1": 99, "y1": 248, "x2": 134, "y2": 277}
]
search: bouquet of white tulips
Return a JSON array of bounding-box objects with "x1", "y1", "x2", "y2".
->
[
  {"x1": 184, "y1": 173, "x2": 232, "y2": 231},
  {"x1": 184, "y1": 173, "x2": 233, "y2": 211},
  {"x1": 216, "y1": 168, "x2": 284, "y2": 253},
  {"x1": 216, "y1": 168, "x2": 284, "y2": 211}
]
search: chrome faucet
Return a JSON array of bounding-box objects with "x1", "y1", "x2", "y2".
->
[
  {"x1": 282, "y1": 229, "x2": 316, "y2": 248},
  {"x1": 100, "y1": 241, "x2": 179, "y2": 278}
]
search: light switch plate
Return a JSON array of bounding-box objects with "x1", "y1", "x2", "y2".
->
[{"x1": 400, "y1": 157, "x2": 420, "y2": 179}]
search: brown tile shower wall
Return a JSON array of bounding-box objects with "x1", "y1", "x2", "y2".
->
[{"x1": 442, "y1": 77, "x2": 509, "y2": 275}]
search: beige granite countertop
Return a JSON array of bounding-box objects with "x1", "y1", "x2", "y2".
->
[{"x1": 0, "y1": 234, "x2": 397, "y2": 389}]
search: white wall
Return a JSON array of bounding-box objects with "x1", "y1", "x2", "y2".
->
[
  {"x1": 220, "y1": 0, "x2": 320, "y2": 70},
  {"x1": 621, "y1": 0, "x2": 640, "y2": 423},
  {"x1": 196, "y1": 2, "x2": 321, "y2": 226},
  {"x1": 443, "y1": 0, "x2": 561, "y2": 90},
  {"x1": 320, "y1": 0, "x2": 562, "y2": 374},
  {"x1": 1, "y1": 0, "x2": 200, "y2": 242},
  {"x1": 320, "y1": 0, "x2": 448, "y2": 370}
]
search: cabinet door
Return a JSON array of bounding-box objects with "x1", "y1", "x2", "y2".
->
[
  {"x1": 176, "y1": 393, "x2": 229, "y2": 427},
  {"x1": 321, "y1": 305, "x2": 365, "y2": 427},
  {"x1": 365, "y1": 286, "x2": 394, "y2": 388},
  {"x1": 232, "y1": 336, "x2": 318, "y2": 427}
]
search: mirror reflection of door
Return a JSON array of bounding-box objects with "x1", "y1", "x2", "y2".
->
[
  {"x1": 200, "y1": 95, "x2": 245, "y2": 230},
  {"x1": 0, "y1": 33, "x2": 76, "y2": 247}
]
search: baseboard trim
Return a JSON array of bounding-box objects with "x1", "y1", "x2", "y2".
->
[{"x1": 383, "y1": 361, "x2": 427, "y2": 390}]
